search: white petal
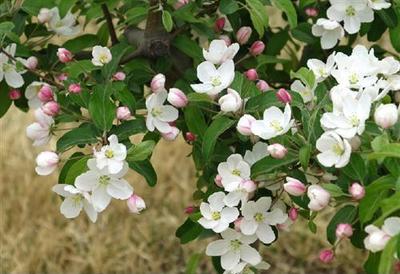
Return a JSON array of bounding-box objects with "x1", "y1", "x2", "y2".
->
[
  {"x1": 240, "y1": 219, "x2": 258, "y2": 235},
  {"x1": 206, "y1": 240, "x2": 230, "y2": 256},
  {"x1": 83, "y1": 200, "x2": 98, "y2": 222},
  {"x1": 60, "y1": 196, "x2": 82, "y2": 218},
  {"x1": 256, "y1": 223, "x2": 276, "y2": 244},
  {"x1": 221, "y1": 251, "x2": 240, "y2": 271},
  {"x1": 221, "y1": 207, "x2": 239, "y2": 223},
  {"x1": 240, "y1": 245, "x2": 262, "y2": 266},
  {"x1": 107, "y1": 179, "x2": 133, "y2": 200},
  {"x1": 91, "y1": 186, "x2": 111, "y2": 212}
]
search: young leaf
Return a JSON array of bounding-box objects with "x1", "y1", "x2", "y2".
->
[
  {"x1": 176, "y1": 217, "x2": 204, "y2": 244},
  {"x1": 342, "y1": 154, "x2": 366, "y2": 182},
  {"x1": 326, "y1": 205, "x2": 357, "y2": 244},
  {"x1": 162, "y1": 10, "x2": 173, "y2": 32},
  {"x1": 89, "y1": 85, "x2": 116, "y2": 132},
  {"x1": 128, "y1": 160, "x2": 157, "y2": 187},
  {"x1": 64, "y1": 157, "x2": 90, "y2": 185},
  {"x1": 378, "y1": 235, "x2": 399, "y2": 274},
  {"x1": 56, "y1": 124, "x2": 99, "y2": 152},
  {"x1": 127, "y1": 140, "x2": 156, "y2": 162},
  {"x1": 246, "y1": 0, "x2": 269, "y2": 37},
  {"x1": 251, "y1": 151, "x2": 298, "y2": 179},
  {"x1": 272, "y1": 0, "x2": 298, "y2": 28}
]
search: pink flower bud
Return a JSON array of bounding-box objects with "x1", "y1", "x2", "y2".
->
[
  {"x1": 256, "y1": 80, "x2": 269, "y2": 92},
  {"x1": 113, "y1": 71, "x2": 126, "y2": 81},
  {"x1": 288, "y1": 207, "x2": 298, "y2": 221},
  {"x1": 236, "y1": 26, "x2": 252, "y2": 45},
  {"x1": 284, "y1": 177, "x2": 306, "y2": 196},
  {"x1": 307, "y1": 185, "x2": 331, "y2": 211},
  {"x1": 348, "y1": 182, "x2": 365, "y2": 201},
  {"x1": 38, "y1": 8, "x2": 52, "y2": 24},
  {"x1": 35, "y1": 151, "x2": 59, "y2": 176},
  {"x1": 214, "y1": 17, "x2": 226, "y2": 32},
  {"x1": 174, "y1": 0, "x2": 189, "y2": 9},
  {"x1": 116, "y1": 106, "x2": 131, "y2": 120},
  {"x1": 267, "y1": 143, "x2": 288, "y2": 159},
  {"x1": 336, "y1": 223, "x2": 353, "y2": 239},
  {"x1": 234, "y1": 217, "x2": 243, "y2": 232},
  {"x1": 161, "y1": 126, "x2": 180, "y2": 141},
  {"x1": 184, "y1": 205, "x2": 195, "y2": 214},
  {"x1": 37, "y1": 85, "x2": 54, "y2": 102},
  {"x1": 214, "y1": 174, "x2": 223, "y2": 188},
  {"x1": 8, "y1": 89, "x2": 21, "y2": 100},
  {"x1": 305, "y1": 7, "x2": 318, "y2": 17},
  {"x1": 57, "y1": 73, "x2": 68, "y2": 81},
  {"x1": 276, "y1": 88, "x2": 292, "y2": 104},
  {"x1": 237, "y1": 114, "x2": 256, "y2": 136},
  {"x1": 167, "y1": 88, "x2": 188, "y2": 108},
  {"x1": 127, "y1": 194, "x2": 146, "y2": 214},
  {"x1": 68, "y1": 83, "x2": 81, "y2": 94},
  {"x1": 249, "y1": 41, "x2": 265, "y2": 56},
  {"x1": 150, "y1": 73, "x2": 166, "y2": 93},
  {"x1": 57, "y1": 48, "x2": 73, "y2": 63},
  {"x1": 185, "y1": 132, "x2": 196, "y2": 143},
  {"x1": 41, "y1": 101, "x2": 60, "y2": 116},
  {"x1": 242, "y1": 180, "x2": 257, "y2": 192},
  {"x1": 319, "y1": 249, "x2": 334, "y2": 264},
  {"x1": 244, "y1": 68, "x2": 258, "y2": 81},
  {"x1": 219, "y1": 35, "x2": 231, "y2": 46},
  {"x1": 26, "y1": 56, "x2": 38, "y2": 70}
]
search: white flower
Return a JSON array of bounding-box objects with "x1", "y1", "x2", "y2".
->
[
  {"x1": 25, "y1": 81, "x2": 47, "y2": 109},
  {"x1": 94, "y1": 135, "x2": 127, "y2": 174},
  {"x1": 48, "y1": 7, "x2": 80, "y2": 36},
  {"x1": 364, "y1": 217, "x2": 400, "y2": 252},
  {"x1": 251, "y1": 104, "x2": 294, "y2": 140},
  {"x1": 26, "y1": 108, "x2": 54, "y2": 146},
  {"x1": 307, "y1": 54, "x2": 336, "y2": 83},
  {"x1": 316, "y1": 131, "x2": 352, "y2": 168},
  {"x1": 206, "y1": 228, "x2": 261, "y2": 271},
  {"x1": 198, "y1": 192, "x2": 239, "y2": 233},
  {"x1": 367, "y1": 0, "x2": 391, "y2": 10},
  {"x1": 329, "y1": 85, "x2": 357, "y2": 114},
  {"x1": 240, "y1": 197, "x2": 287, "y2": 244},
  {"x1": 75, "y1": 159, "x2": 133, "y2": 212},
  {"x1": 91, "y1": 46, "x2": 112, "y2": 66},
  {"x1": 145, "y1": 90, "x2": 179, "y2": 133},
  {"x1": 327, "y1": 0, "x2": 374, "y2": 34},
  {"x1": 320, "y1": 93, "x2": 372, "y2": 138},
  {"x1": 243, "y1": 142, "x2": 269, "y2": 166},
  {"x1": 0, "y1": 43, "x2": 25, "y2": 88},
  {"x1": 374, "y1": 103, "x2": 399, "y2": 129},
  {"x1": 35, "y1": 151, "x2": 59, "y2": 176},
  {"x1": 224, "y1": 180, "x2": 257, "y2": 207},
  {"x1": 290, "y1": 80, "x2": 316, "y2": 103},
  {"x1": 219, "y1": 88, "x2": 242, "y2": 112},
  {"x1": 312, "y1": 18, "x2": 344, "y2": 49},
  {"x1": 52, "y1": 184, "x2": 97, "y2": 223},
  {"x1": 217, "y1": 154, "x2": 251, "y2": 192},
  {"x1": 203, "y1": 39, "x2": 240, "y2": 65},
  {"x1": 223, "y1": 261, "x2": 270, "y2": 274},
  {"x1": 191, "y1": 60, "x2": 235, "y2": 96},
  {"x1": 307, "y1": 185, "x2": 331, "y2": 211}
]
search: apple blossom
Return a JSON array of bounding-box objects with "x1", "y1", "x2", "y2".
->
[
  {"x1": 349, "y1": 182, "x2": 365, "y2": 200},
  {"x1": 37, "y1": 85, "x2": 54, "y2": 102},
  {"x1": 336, "y1": 223, "x2": 353, "y2": 239},
  {"x1": 94, "y1": 135, "x2": 127, "y2": 174},
  {"x1": 57, "y1": 73, "x2": 68, "y2": 81},
  {"x1": 167, "y1": 88, "x2": 188, "y2": 108},
  {"x1": 206, "y1": 228, "x2": 261, "y2": 271},
  {"x1": 113, "y1": 71, "x2": 126, "y2": 81},
  {"x1": 48, "y1": 7, "x2": 80, "y2": 36},
  {"x1": 237, "y1": 114, "x2": 256, "y2": 136},
  {"x1": 217, "y1": 154, "x2": 251, "y2": 192},
  {"x1": 198, "y1": 192, "x2": 239, "y2": 233},
  {"x1": 312, "y1": 18, "x2": 344, "y2": 49},
  {"x1": 244, "y1": 142, "x2": 269, "y2": 166},
  {"x1": 26, "y1": 108, "x2": 54, "y2": 146},
  {"x1": 191, "y1": 60, "x2": 235, "y2": 96},
  {"x1": 8, "y1": 89, "x2": 21, "y2": 100},
  {"x1": 290, "y1": 80, "x2": 316, "y2": 103},
  {"x1": 174, "y1": 0, "x2": 189, "y2": 9},
  {"x1": 267, "y1": 144, "x2": 288, "y2": 159},
  {"x1": 146, "y1": 90, "x2": 179, "y2": 133},
  {"x1": 256, "y1": 80, "x2": 269, "y2": 92},
  {"x1": 374, "y1": 103, "x2": 398, "y2": 129},
  {"x1": 91, "y1": 46, "x2": 112, "y2": 66},
  {"x1": 161, "y1": 126, "x2": 180, "y2": 141},
  {"x1": 284, "y1": 177, "x2": 306, "y2": 196},
  {"x1": 319, "y1": 249, "x2": 334, "y2": 263},
  {"x1": 236, "y1": 26, "x2": 252, "y2": 45},
  {"x1": 288, "y1": 208, "x2": 298, "y2": 222},
  {"x1": 307, "y1": 54, "x2": 335, "y2": 83},
  {"x1": 367, "y1": 0, "x2": 391, "y2": 10},
  {"x1": 26, "y1": 56, "x2": 38, "y2": 70},
  {"x1": 116, "y1": 106, "x2": 131, "y2": 120},
  {"x1": 219, "y1": 35, "x2": 231, "y2": 46},
  {"x1": 316, "y1": 131, "x2": 351, "y2": 168},
  {"x1": 38, "y1": 8, "x2": 53, "y2": 23},
  {"x1": 202, "y1": 39, "x2": 239, "y2": 65},
  {"x1": 42, "y1": 101, "x2": 60, "y2": 116},
  {"x1": 35, "y1": 151, "x2": 59, "y2": 176},
  {"x1": 57, "y1": 48, "x2": 73, "y2": 63},
  {"x1": 249, "y1": 41, "x2": 265, "y2": 56},
  {"x1": 223, "y1": 179, "x2": 257, "y2": 207},
  {"x1": 68, "y1": 83, "x2": 81, "y2": 94},
  {"x1": 185, "y1": 132, "x2": 196, "y2": 143},
  {"x1": 151, "y1": 73, "x2": 166, "y2": 93},
  {"x1": 184, "y1": 205, "x2": 195, "y2": 214},
  {"x1": 25, "y1": 81, "x2": 48, "y2": 108},
  {"x1": 240, "y1": 197, "x2": 288, "y2": 244},
  {"x1": 75, "y1": 159, "x2": 133, "y2": 212},
  {"x1": 276, "y1": 88, "x2": 292, "y2": 104},
  {"x1": 218, "y1": 88, "x2": 242, "y2": 113},
  {"x1": 307, "y1": 185, "x2": 331, "y2": 211},
  {"x1": 52, "y1": 184, "x2": 97, "y2": 223},
  {"x1": 364, "y1": 217, "x2": 400, "y2": 252},
  {"x1": 244, "y1": 69, "x2": 258, "y2": 81},
  {"x1": 305, "y1": 7, "x2": 318, "y2": 17},
  {"x1": 214, "y1": 174, "x2": 223, "y2": 188},
  {"x1": 0, "y1": 43, "x2": 25, "y2": 88},
  {"x1": 127, "y1": 194, "x2": 146, "y2": 214}
]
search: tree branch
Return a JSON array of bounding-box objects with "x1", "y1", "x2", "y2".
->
[{"x1": 101, "y1": 4, "x2": 118, "y2": 46}]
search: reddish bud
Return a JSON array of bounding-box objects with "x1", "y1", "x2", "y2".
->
[
  {"x1": 214, "y1": 17, "x2": 226, "y2": 32},
  {"x1": 249, "y1": 41, "x2": 265, "y2": 56},
  {"x1": 244, "y1": 68, "x2": 258, "y2": 81},
  {"x1": 276, "y1": 88, "x2": 292, "y2": 104},
  {"x1": 8, "y1": 89, "x2": 21, "y2": 100}
]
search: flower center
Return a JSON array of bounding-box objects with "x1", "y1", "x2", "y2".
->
[
  {"x1": 105, "y1": 149, "x2": 114, "y2": 158},
  {"x1": 99, "y1": 54, "x2": 109, "y2": 64},
  {"x1": 346, "y1": 6, "x2": 356, "y2": 16},
  {"x1": 99, "y1": 175, "x2": 110, "y2": 185},
  {"x1": 3, "y1": 63, "x2": 13, "y2": 72},
  {"x1": 332, "y1": 143, "x2": 344, "y2": 156},
  {"x1": 211, "y1": 211, "x2": 221, "y2": 220},
  {"x1": 72, "y1": 194, "x2": 83, "y2": 205},
  {"x1": 230, "y1": 239, "x2": 242, "y2": 251},
  {"x1": 254, "y1": 212, "x2": 265, "y2": 223},
  {"x1": 270, "y1": 120, "x2": 283, "y2": 132},
  {"x1": 318, "y1": 68, "x2": 327, "y2": 77},
  {"x1": 349, "y1": 73, "x2": 358, "y2": 84},
  {"x1": 211, "y1": 76, "x2": 221, "y2": 87},
  {"x1": 232, "y1": 169, "x2": 241, "y2": 176},
  {"x1": 350, "y1": 115, "x2": 360, "y2": 126},
  {"x1": 151, "y1": 107, "x2": 162, "y2": 117}
]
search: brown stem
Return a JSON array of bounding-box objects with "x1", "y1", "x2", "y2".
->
[{"x1": 101, "y1": 4, "x2": 118, "y2": 46}]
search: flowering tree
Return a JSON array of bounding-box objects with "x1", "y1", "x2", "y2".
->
[{"x1": 1, "y1": 0, "x2": 400, "y2": 273}]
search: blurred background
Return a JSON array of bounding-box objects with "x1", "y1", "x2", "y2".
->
[{"x1": 0, "y1": 108, "x2": 366, "y2": 273}]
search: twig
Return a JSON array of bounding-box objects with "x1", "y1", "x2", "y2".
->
[{"x1": 101, "y1": 4, "x2": 118, "y2": 45}]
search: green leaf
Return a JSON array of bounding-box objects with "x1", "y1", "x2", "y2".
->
[
  {"x1": 128, "y1": 160, "x2": 157, "y2": 187},
  {"x1": 272, "y1": 0, "x2": 297, "y2": 28},
  {"x1": 326, "y1": 205, "x2": 357, "y2": 244},
  {"x1": 219, "y1": 0, "x2": 239, "y2": 14},
  {"x1": 364, "y1": 252, "x2": 381, "y2": 274},
  {"x1": 127, "y1": 140, "x2": 156, "y2": 162},
  {"x1": 58, "y1": 152, "x2": 84, "y2": 184},
  {"x1": 0, "y1": 22, "x2": 14, "y2": 36},
  {"x1": 291, "y1": 22, "x2": 318, "y2": 44},
  {"x1": 379, "y1": 235, "x2": 399, "y2": 274},
  {"x1": 186, "y1": 253, "x2": 202, "y2": 274},
  {"x1": 57, "y1": 0, "x2": 75, "y2": 17},
  {"x1": 63, "y1": 60, "x2": 96, "y2": 78},
  {"x1": 187, "y1": 93, "x2": 213, "y2": 103},
  {"x1": 377, "y1": 8, "x2": 398, "y2": 28},
  {"x1": 368, "y1": 143, "x2": 400, "y2": 160},
  {"x1": 299, "y1": 145, "x2": 311, "y2": 171},
  {"x1": 290, "y1": 67, "x2": 315, "y2": 89},
  {"x1": 89, "y1": 85, "x2": 116, "y2": 132},
  {"x1": 62, "y1": 34, "x2": 100, "y2": 53},
  {"x1": 176, "y1": 217, "x2": 204, "y2": 244},
  {"x1": 251, "y1": 151, "x2": 298, "y2": 179},
  {"x1": 0, "y1": 82, "x2": 12, "y2": 118},
  {"x1": 64, "y1": 157, "x2": 89, "y2": 185},
  {"x1": 342, "y1": 154, "x2": 366, "y2": 182},
  {"x1": 245, "y1": 91, "x2": 277, "y2": 112},
  {"x1": 102, "y1": 43, "x2": 131, "y2": 79},
  {"x1": 202, "y1": 116, "x2": 235, "y2": 161},
  {"x1": 256, "y1": 55, "x2": 291, "y2": 67},
  {"x1": 246, "y1": 0, "x2": 269, "y2": 37},
  {"x1": 322, "y1": 183, "x2": 346, "y2": 197},
  {"x1": 162, "y1": 10, "x2": 173, "y2": 32},
  {"x1": 390, "y1": 23, "x2": 400, "y2": 52},
  {"x1": 114, "y1": 86, "x2": 136, "y2": 113},
  {"x1": 126, "y1": 6, "x2": 148, "y2": 25},
  {"x1": 172, "y1": 35, "x2": 202, "y2": 62},
  {"x1": 56, "y1": 125, "x2": 99, "y2": 152},
  {"x1": 109, "y1": 119, "x2": 147, "y2": 140},
  {"x1": 376, "y1": 192, "x2": 400, "y2": 225},
  {"x1": 184, "y1": 105, "x2": 208, "y2": 138}
]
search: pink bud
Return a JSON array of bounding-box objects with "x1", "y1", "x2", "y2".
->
[
  {"x1": 219, "y1": 35, "x2": 231, "y2": 46},
  {"x1": 256, "y1": 80, "x2": 269, "y2": 92},
  {"x1": 214, "y1": 174, "x2": 223, "y2": 188},
  {"x1": 307, "y1": 185, "x2": 331, "y2": 211},
  {"x1": 214, "y1": 17, "x2": 226, "y2": 32},
  {"x1": 150, "y1": 73, "x2": 166, "y2": 93},
  {"x1": 57, "y1": 48, "x2": 73, "y2": 63},
  {"x1": 349, "y1": 182, "x2": 365, "y2": 201},
  {"x1": 37, "y1": 85, "x2": 54, "y2": 102},
  {"x1": 68, "y1": 83, "x2": 81, "y2": 94},
  {"x1": 167, "y1": 88, "x2": 188, "y2": 108},
  {"x1": 184, "y1": 206, "x2": 195, "y2": 214},
  {"x1": 35, "y1": 151, "x2": 59, "y2": 176},
  {"x1": 174, "y1": 0, "x2": 189, "y2": 9},
  {"x1": 319, "y1": 249, "x2": 334, "y2": 263},
  {"x1": 241, "y1": 180, "x2": 257, "y2": 192},
  {"x1": 276, "y1": 88, "x2": 292, "y2": 104},
  {"x1": 116, "y1": 106, "x2": 131, "y2": 120},
  {"x1": 234, "y1": 217, "x2": 243, "y2": 232},
  {"x1": 185, "y1": 132, "x2": 196, "y2": 143},
  {"x1": 336, "y1": 223, "x2": 353, "y2": 239},
  {"x1": 113, "y1": 71, "x2": 126, "y2": 81},
  {"x1": 267, "y1": 143, "x2": 288, "y2": 159},
  {"x1": 26, "y1": 56, "x2": 38, "y2": 70},
  {"x1": 236, "y1": 26, "x2": 252, "y2": 45},
  {"x1": 57, "y1": 73, "x2": 68, "y2": 81},
  {"x1": 41, "y1": 101, "x2": 60, "y2": 116},
  {"x1": 237, "y1": 114, "x2": 256, "y2": 136},
  {"x1": 244, "y1": 68, "x2": 258, "y2": 81},
  {"x1": 161, "y1": 126, "x2": 180, "y2": 141},
  {"x1": 305, "y1": 7, "x2": 318, "y2": 17},
  {"x1": 8, "y1": 89, "x2": 21, "y2": 100},
  {"x1": 249, "y1": 41, "x2": 265, "y2": 56},
  {"x1": 284, "y1": 177, "x2": 306, "y2": 196},
  {"x1": 127, "y1": 194, "x2": 146, "y2": 214},
  {"x1": 288, "y1": 207, "x2": 298, "y2": 221}
]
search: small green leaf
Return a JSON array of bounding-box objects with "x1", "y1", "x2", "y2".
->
[
  {"x1": 102, "y1": 43, "x2": 131, "y2": 79},
  {"x1": 0, "y1": 82, "x2": 12, "y2": 118},
  {"x1": 128, "y1": 160, "x2": 157, "y2": 187},
  {"x1": 379, "y1": 235, "x2": 399, "y2": 274},
  {"x1": 62, "y1": 34, "x2": 100, "y2": 53},
  {"x1": 58, "y1": 152, "x2": 84, "y2": 184},
  {"x1": 245, "y1": 91, "x2": 277, "y2": 112},
  {"x1": 88, "y1": 85, "x2": 116, "y2": 132},
  {"x1": 56, "y1": 124, "x2": 99, "y2": 152},
  {"x1": 246, "y1": 0, "x2": 269, "y2": 37},
  {"x1": 219, "y1": 0, "x2": 239, "y2": 14},
  {"x1": 299, "y1": 145, "x2": 311, "y2": 171},
  {"x1": 184, "y1": 105, "x2": 208, "y2": 138},
  {"x1": 64, "y1": 157, "x2": 90, "y2": 185},
  {"x1": 176, "y1": 217, "x2": 204, "y2": 244},
  {"x1": 322, "y1": 183, "x2": 346, "y2": 197},
  {"x1": 109, "y1": 119, "x2": 147, "y2": 140},
  {"x1": 326, "y1": 205, "x2": 357, "y2": 244},
  {"x1": 342, "y1": 154, "x2": 366, "y2": 182},
  {"x1": 251, "y1": 151, "x2": 298, "y2": 179},
  {"x1": 291, "y1": 22, "x2": 318, "y2": 44},
  {"x1": 290, "y1": 67, "x2": 315, "y2": 89},
  {"x1": 368, "y1": 143, "x2": 400, "y2": 160},
  {"x1": 186, "y1": 253, "x2": 202, "y2": 274},
  {"x1": 272, "y1": 0, "x2": 298, "y2": 28},
  {"x1": 127, "y1": 140, "x2": 156, "y2": 162},
  {"x1": 162, "y1": 10, "x2": 173, "y2": 32}
]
